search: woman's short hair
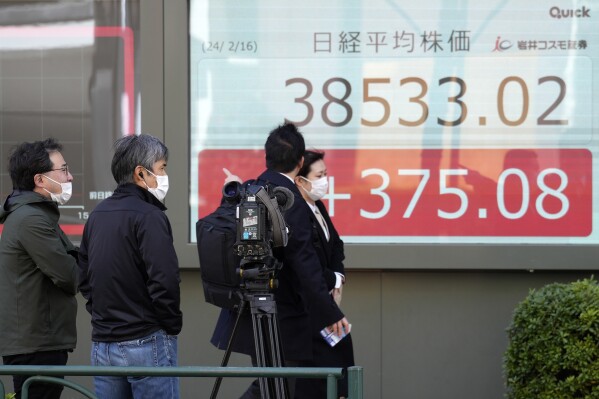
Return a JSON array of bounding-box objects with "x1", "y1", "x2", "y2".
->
[{"x1": 298, "y1": 149, "x2": 325, "y2": 178}]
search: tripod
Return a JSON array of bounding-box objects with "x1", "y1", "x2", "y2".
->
[{"x1": 210, "y1": 290, "x2": 289, "y2": 399}]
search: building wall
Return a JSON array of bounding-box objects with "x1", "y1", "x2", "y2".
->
[{"x1": 2, "y1": 270, "x2": 591, "y2": 399}]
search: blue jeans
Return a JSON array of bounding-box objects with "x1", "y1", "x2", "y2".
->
[{"x1": 91, "y1": 330, "x2": 179, "y2": 399}]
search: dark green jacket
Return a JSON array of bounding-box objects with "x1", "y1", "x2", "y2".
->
[{"x1": 0, "y1": 190, "x2": 78, "y2": 356}]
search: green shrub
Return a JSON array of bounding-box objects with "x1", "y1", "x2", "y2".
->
[{"x1": 504, "y1": 278, "x2": 599, "y2": 399}]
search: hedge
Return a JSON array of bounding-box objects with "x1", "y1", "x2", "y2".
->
[{"x1": 504, "y1": 278, "x2": 599, "y2": 399}]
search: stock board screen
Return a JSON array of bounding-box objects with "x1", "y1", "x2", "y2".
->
[{"x1": 189, "y1": 1, "x2": 597, "y2": 248}]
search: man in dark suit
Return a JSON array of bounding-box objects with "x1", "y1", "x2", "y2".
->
[{"x1": 210, "y1": 122, "x2": 350, "y2": 398}]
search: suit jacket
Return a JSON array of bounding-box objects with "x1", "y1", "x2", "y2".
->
[
  {"x1": 211, "y1": 169, "x2": 344, "y2": 361},
  {"x1": 311, "y1": 200, "x2": 344, "y2": 291},
  {"x1": 296, "y1": 199, "x2": 355, "y2": 397}
]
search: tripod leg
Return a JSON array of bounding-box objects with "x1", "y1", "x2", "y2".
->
[
  {"x1": 210, "y1": 302, "x2": 246, "y2": 399},
  {"x1": 265, "y1": 313, "x2": 289, "y2": 399},
  {"x1": 249, "y1": 294, "x2": 289, "y2": 399},
  {"x1": 252, "y1": 313, "x2": 271, "y2": 399}
]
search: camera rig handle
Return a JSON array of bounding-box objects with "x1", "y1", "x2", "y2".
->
[{"x1": 252, "y1": 186, "x2": 289, "y2": 248}]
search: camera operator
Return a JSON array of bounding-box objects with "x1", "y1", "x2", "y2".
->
[{"x1": 211, "y1": 122, "x2": 350, "y2": 399}]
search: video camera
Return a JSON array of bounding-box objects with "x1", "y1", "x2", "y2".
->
[
  {"x1": 207, "y1": 181, "x2": 295, "y2": 399},
  {"x1": 222, "y1": 181, "x2": 293, "y2": 292}
]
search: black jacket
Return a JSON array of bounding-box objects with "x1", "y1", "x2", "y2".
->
[
  {"x1": 312, "y1": 200, "x2": 345, "y2": 290},
  {"x1": 78, "y1": 184, "x2": 182, "y2": 342},
  {"x1": 296, "y1": 199, "x2": 355, "y2": 398},
  {"x1": 211, "y1": 170, "x2": 343, "y2": 361}
]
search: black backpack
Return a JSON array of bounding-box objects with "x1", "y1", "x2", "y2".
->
[
  {"x1": 197, "y1": 179, "x2": 292, "y2": 309},
  {"x1": 196, "y1": 198, "x2": 243, "y2": 310}
]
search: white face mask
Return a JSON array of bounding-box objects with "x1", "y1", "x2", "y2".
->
[
  {"x1": 144, "y1": 168, "x2": 169, "y2": 202},
  {"x1": 42, "y1": 175, "x2": 72, "y2": 205},
  {"x1": 300, "y1": 176, "x2": 328, "y2": 201}
]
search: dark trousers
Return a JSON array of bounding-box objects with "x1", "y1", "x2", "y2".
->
[
  {"x1": 2, "y1": 350, "x2": 69, "y2": 399},
  {"x1": 240, "y1": 357, "x2": 305, "y2": 399}
]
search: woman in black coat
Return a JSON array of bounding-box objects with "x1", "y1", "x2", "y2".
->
[{"x1": 293, "y1": 150, "x2": 355, "y2": 399}]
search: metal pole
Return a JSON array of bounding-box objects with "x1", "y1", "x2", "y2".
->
[
  {"x1": 347, "y1": 366, "x2": 363, "y2": 399},
  {"x1": 21, "y1": 376, "x2": 97, "y2": 399},
  {"x1": 326, "y1": 373, "x2": 338, "y2": 399}
]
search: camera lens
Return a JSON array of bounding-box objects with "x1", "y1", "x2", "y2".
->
[{"x1": 223, "y1": 181, "x2": 241, "y2": 202}]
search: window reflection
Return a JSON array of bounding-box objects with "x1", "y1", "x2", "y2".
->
[{"x1": 0, "y1": 0, "x2": 140, "y2": 236}]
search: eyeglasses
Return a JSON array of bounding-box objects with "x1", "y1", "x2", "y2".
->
[{"x1": 49, "y1": 165, "x2": 69, "y2": 175}]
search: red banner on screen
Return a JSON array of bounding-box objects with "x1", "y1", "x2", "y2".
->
[{"x1": 198, "y1": 149, "x2": 592, "y2": 237}]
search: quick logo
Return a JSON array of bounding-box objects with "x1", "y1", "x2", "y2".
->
[{"x1": 549, "y1": 6, "x2": 590, "y2": 19}]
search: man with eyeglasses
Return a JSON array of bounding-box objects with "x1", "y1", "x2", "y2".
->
[{"x1": 0, "y1": 138, "x2": 78, "y2": 399}]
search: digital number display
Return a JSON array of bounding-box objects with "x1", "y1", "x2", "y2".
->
[
  {"x1": 189, "y1": 0, "x2": 599, "y2": 248},
  {"x1": 193, "y1": 57, "x2": 591, "y2": 146},
  {"x1": 197, "y1": 149, "x2": 591, "y2": 243},
  {"x1": 286, "y1": 75, "x2": 569, "y2": 128}
]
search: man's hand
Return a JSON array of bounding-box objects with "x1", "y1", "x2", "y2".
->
[
  {"x1": 328, "y1": 317, "x2": 350, "y2": 338},
  {"x1": 223, "y1": 167, "x2": 242, "y2": 184}
]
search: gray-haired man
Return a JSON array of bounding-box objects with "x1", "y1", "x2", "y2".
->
[{"x1": 78, "y1": 134, "x2": 182, "y2": 399}]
